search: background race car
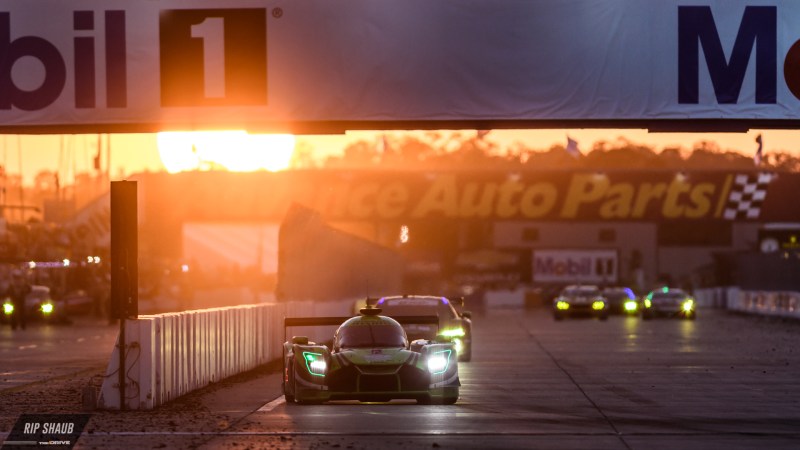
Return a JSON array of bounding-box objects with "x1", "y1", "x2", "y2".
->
[
  {"x1": 2, "y1": 285, "x2": 70, "y2": 325},
  {"x1": 603, "y1": 286, "x2": 640, "y2": 315},
  {"x1": 283, "y1": 306, "x2": 460, "y2": 404},
  {"x1": 371, "y1": 295, "x2": 473, "y2": 362},
  {"x1": 553, "y1": 285, "x2": 609, "y2": 321},
  {"x1": 642, "y1": 287, "x2": 697, "y2": 320}
]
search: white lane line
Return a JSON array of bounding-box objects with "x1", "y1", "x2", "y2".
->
[
  {"x1": 257, "y1": 396, "x2": 285, "y2": 412},
  {"x1": 17, "y1": 345, "x2": 37, "y2": 350},
  {"x1": 68, "y1": 431, "x2": 633, "y2": 437}
]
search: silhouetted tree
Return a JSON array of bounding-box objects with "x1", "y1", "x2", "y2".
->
[{"x1": 322, "y1": 132, "x2": 799, "y2": 172}]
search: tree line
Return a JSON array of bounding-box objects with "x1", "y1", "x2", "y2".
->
[{"x1": 292, "y1": 132, "x2": 800, "y2": 172}]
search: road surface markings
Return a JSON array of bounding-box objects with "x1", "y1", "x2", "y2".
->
[
  {"x1": 39, "y1": 431, "x2": 788, "y2": 438},
  {"x1": 257, "y1": 396, "x2": 285, "y2": 412}
]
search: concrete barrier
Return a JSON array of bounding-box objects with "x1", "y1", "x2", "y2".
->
[
  {"x1": 695, "y1": 287, "x2": 800, "y2": 320},
  {"x1": 729, "y1": 289, "x2": 800, "y2": 319},
  {"x1": 98, "y1": 300, "x2": 353, "y2": 410}
]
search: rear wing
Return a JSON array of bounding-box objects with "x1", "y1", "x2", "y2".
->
[
  {"x1": 447, "y1": 296, "x2": 465, "y2": 307},
  {"x1": 365, "y1": 296, "x2": 465, "y2": 307},
  {"x1": 284, "y1": 315, "x2": 440, "y2": 342},
  {"x1": 284, "y1": 315, "x2": 440, "y2": 328}
]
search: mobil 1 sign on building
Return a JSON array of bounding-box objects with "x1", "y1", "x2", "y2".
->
[
  {"x1": 533, "y1": 250, "x2": 618, "y2": 285},
  {"x1": 0, "y1": 0, "x2": 799, "y2": 132}
]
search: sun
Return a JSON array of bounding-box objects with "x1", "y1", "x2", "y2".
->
[{"x1": 156, "y1": 131, "x2": 296, "y2": 174}]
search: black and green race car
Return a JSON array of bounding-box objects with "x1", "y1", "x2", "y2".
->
[{"x1": 282, "y1": 306, "x2": 460, "y2": 404}]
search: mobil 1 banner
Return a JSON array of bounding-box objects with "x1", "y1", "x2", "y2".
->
[
  {"x1": 5, "y1": 1, "x2": 800, "y2": 132},
  {"x1": 533, "y1": 250, "x2": 618, "y2": 284}
]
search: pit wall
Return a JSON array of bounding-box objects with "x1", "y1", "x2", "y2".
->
[
  {"x1": 694, "y1": 287, "x2": 800, "y2": 320},
  {"x1": 98, "y1": 300, "x2": 354, "y2": 410}
]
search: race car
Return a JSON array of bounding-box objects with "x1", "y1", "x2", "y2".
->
[
  {"x1": 282, "y1": 306, "x2": 460, "y2": 404},
  {"x1": 602, "y1": 286, "x2": 640, "y2": 315},
  {"x1": 1, "y1": 285, "x2": 68, "y2": 325},
  {"x1": 642, "y1": 287, "x2": 697, "y2": 320},
  {"x1": 553, "y1": 285, "x2": 609, "y2": 320},
  {"x1": 371, "y1": 295, "x2": 473, "y2": 361}
]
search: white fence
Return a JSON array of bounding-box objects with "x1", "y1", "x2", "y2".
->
[
  {"x1": 98, "y1": 300, "x2": 353, "y2": 410},
  {"x1": 695, "y1": 287, "x2": 800, "y2": 320}
]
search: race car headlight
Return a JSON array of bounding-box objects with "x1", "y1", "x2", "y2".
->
[
  {"x1": 427, "y1": 350, "x2": 452, "y2": 374},
  {"x1": 2, "y1": 302, "x2": 12, "y2": 315},
  {"x1": 302, "y1": 352, "x2": 326, "y2": 376},
  {"x1": 440, "y1": 327, "x2": 465, "y2": 338},
  {"x1": 624, "y1": 300, "x2": 638, "y2": 312},
  {"x1": 592, "y1": 301, "x2": 605, "y2": 311},
  {"x1": 644, "y1": 299, "x2": 652, "y2": 308},
  {"x1": 556, "y1": 301, "x2": 570, "y2": 310},
  {"x1": 682, "y1": 299, "x2": 694, "y2": 312},
  {"x1": 41, "y1": 303, "x2": 54, "y2": 314}
]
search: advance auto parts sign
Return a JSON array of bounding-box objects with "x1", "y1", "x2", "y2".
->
[
  {"x1": 5, "y1": 1, "x2": 800, "y2": 132},
  {"x1": 302, "y1": 171, "x2": 778, "y2": 222}
]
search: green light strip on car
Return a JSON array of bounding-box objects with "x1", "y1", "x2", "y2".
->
[{"x1": 302, "y1": 351, "x2": 326, "y2": 377}]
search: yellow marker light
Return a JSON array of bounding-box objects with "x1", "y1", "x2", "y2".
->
[
  {"x1": 41, "y1": 303, "x2": 54, "y2": 314},
  {"x1": 3, "y1": 303, "x2": 13, "y2": 315},
  {"x1": 453, "y1": 338, "x2": 464, "y2": 354},
  {"x1": 440, "y1": 328, "x2": 465, "y2": 338},
  {"x1": 644, "y1": 299, "x2": 652, "y2": 308},
  {"x1": 592, "y1": 301, "x2": 605, "y2": 311},
  {"x1": 556, "y1": 301, "x2": 570, "y2": 310},
  {"x1": 624, "y1": 300, "x2": 638, "y2": 312},
  {"x1": 682, "y1": 300, "x2": 694, "y2": 312}
]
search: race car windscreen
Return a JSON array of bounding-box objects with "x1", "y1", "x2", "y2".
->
[
  {"x1": 651, "y1": 292, "x2": 687, "y2": 301},
  {"x1": 337, "y1": 322, "x2": 407, "y2": 348},
  {"x1": 563, "y1": 288, "x2": 601, "y2": 297},
  {"x1": 603, "y1": 290, "x2": 632, "y2": 301}
]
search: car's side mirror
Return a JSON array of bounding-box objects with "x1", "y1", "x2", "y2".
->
[
  {"x1": 462, "y1": 311, "x2": 472, "y2": 319},
  {"x1": 291, "y1": 336, "x2": 309, "y2": 345}
]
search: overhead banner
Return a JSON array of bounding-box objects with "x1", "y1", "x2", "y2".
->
[
  {"x1": 2, "y1": 0, "x2": 800, "y2": 132},
  {"x1": 138, "y1": 170, "x2": 800, "y2": 223}
]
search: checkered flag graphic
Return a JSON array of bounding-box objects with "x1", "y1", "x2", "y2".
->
[{"x1": 723, "y1": 173, "x2": 774, "y2": 220}]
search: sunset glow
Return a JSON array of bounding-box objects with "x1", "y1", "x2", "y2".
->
[{"x1": 156, "y1": 131, "x2": 296, "y2": 173}]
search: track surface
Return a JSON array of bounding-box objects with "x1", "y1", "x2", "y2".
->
[{"x1": 4, "y1": 308, "x2": 800, "y2": 449}]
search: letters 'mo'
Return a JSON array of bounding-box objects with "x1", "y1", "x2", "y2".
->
[
  {"x1": 678, "y1": 5, "x2": 800, "y2": 104},
  {"x1": 0, "y1": 10, "x2": 126, "y2": 110}
]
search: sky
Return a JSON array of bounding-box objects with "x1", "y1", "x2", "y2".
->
[{"x1": 5, "y1": 128, "x2": 798, "y2": 185}]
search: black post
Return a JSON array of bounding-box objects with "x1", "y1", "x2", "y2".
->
[{"x1": 110, "y1": 181, "x2": 138, "y2": 410}]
